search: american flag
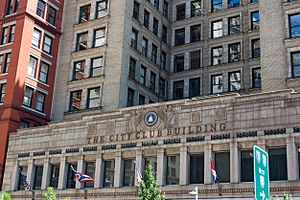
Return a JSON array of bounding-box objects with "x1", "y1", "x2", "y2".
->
[
  {"x1": 19, "y1": 173, "x2": 32, "y2": 191},
  {"x1": 210, "y1": 156, "x2": 219, "y2": 184},
  {"x1": 134, "y1": 162, "x2": 143, "y2": 184},
  {"x1": 71, "y1": 165, "x2": 94, "y2": 183}
]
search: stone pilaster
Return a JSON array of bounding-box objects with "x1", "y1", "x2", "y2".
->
[
  {"x1": 157, "y1": 148, "x2": 165, "y2": 186},
  {"x1": 114, "y1": 151, "x2": 122, "y2": 188},
  {"x1": 27, "y1": 160, "x2": 34, "y2": 188},
  {"x1": 135, "y1": 151, "x2": 143, "y2": 186},
  {"x1": 11, "y1": 160, "x2": 19, "y2": 191},
  {"x1": 76, "y1": 157, "x2": 84, "y2": 189},
  {"x1": 287, "y1": 137, "x2": 298, "y2": 181},
  {"x1": 179, "y1": 146, "x2": 188, "y2": 185},
  {"x1": 204, "y1": 144, "x2": 212, "y2": 184},
  {"x1": 58, "y1": 156, "x2": 67, "y2": 190},
  {"x1": 230, "y1": 141, "x2": 239, "y2": 183},
  {"x1": 41, "y1": 158, "x2": 51, "y2": 190},
  {"x1": 94, "y1": 155, "x2": 103, "y2": 188}
]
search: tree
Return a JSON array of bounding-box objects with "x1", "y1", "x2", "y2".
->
[
  {"x1": 0, "y1": 192, "x2": 12, "y2": 200},
  {"x1": 43, "y1": 187, "x2": 70, "y2": 200},
  {"x1": 138, "y1": 163, "x2": 165, "y2": 200}
]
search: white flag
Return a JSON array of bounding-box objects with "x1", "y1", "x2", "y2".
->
[{"x1": 189, "y1": 187, "x2": 198, "y2": 195}]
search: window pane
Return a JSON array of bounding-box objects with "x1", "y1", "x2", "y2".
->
[
  {"x1": 252, "y1": 67, "x2": 261, "y2": 88},
  {"x1": 79, "y1": 5, "x2": 90, "y2": 23},
  {"x1": 292, "y1": 52, "x2": 300, "y2": 77},
  {"x1": 32, "y1": 28, "x2": 41, "y2": 47},
  {"x1": 241, "y1": 151, "x2": 253, "y2": 182},
  {"x1": 0, "y1": 83, "x2": 6, "y2": 103},
  {"x1": 69, "y1": 90, "x2": 82, "y2": 111},
  {"x1": 94, "y1": 28, "x2": 106, "y2": 47},
  {"x1": 50, "y1": 165, "x2": 59, "y2": 188},
  {"x1": 229, "y1": 43, "x2": 241, "y2": 62},
  {"x1": 173, "y1": 80, "x2": 184, "y2": 100},
  {"x1": 39, "y1": 62, "x2": 49, "y2": 83},
  {"x1": 87, "y1": 87, "x2": 101, "y2": 108},
  {"x1": 215, "y1": 152, "x2": 230, "y2": 183},
  {"x1": 85, "y1": 162, "x2": 95, "y2": 188},
  {"x1": 66, "y1": 164, "x2": 77, "y2": 188},
  {"x1": 175, "y1": 28, "x2": 185, "y2": 46},
  {"x1": 174, "y1": 54, "x2": 184, "y2": 72},
  {"x1": 190, "y1": 50, "x2": 200, "y2": 69},
  {"x1": 123, "y1": 159, "x2": 135, "y2": 187},
  {"x1": 43, "y1": 35, "x2": 53, "y2": 54},
  {"x1": 269, "y1": 149, "x2": 287, "y2": 181},
  {"x1": 33, "y1": 166, "x2": 43, "y2": 190},
  {"x1": 190, "y1": 154, "x2": 204, "y2": 184},
  {"x1": 18, "y1": 166, "x2": 28, "y2": 190},
  {"x1": 211, "y1": 75, "x2": 223, "y2": 94},
  {"x1": 91, "y1": 57, "x2": 103, "y2": 77},
  {"x1": 176, "y1": 4, "x2": 185, "y2": 21},
  {"x1": 47, "y1": 6, "x2": 56, "y2": 26},
  {"x1": 166, "y1": 155, "x2": 180, "y2": 185},
  {"x1": 103, "y1": 160, "x2": 114, "y2": 187},
  {"x1": 23, "y1": 87, "x2": 33, "y2": 107},
  {"x1": 36, "y1": 0, "x2": 45, "y2": 18},
  {"x1": 229, "y1": 71, "x2": 241, "y2": 91},
  {"x1": 36, "y1": 92, "x2": 45, "y2": 112},
  {"x1": 73, "y1": 60, "x2": 85, "y2": 80}
]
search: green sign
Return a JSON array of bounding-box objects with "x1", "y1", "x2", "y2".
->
[{"x1": 254, "y1": 145, "x2": 270, "y2": 200}]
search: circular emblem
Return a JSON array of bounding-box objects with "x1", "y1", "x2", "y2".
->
[{"x1": 145, "y1": 112, "x2": 158, "y2": 126}]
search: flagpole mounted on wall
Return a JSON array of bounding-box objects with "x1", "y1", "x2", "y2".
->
[{"x1": 189, "y1": 187, "x2": 198, "y2": 200}]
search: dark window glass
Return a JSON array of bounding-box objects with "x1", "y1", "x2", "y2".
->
[
  {"x1": 0, "y1": 83, "x2": 6, "y2": 103},
  {"x1": 228, "y1": 0, "x2": 240, "y2": 7},
  {"x1": 141, "y1": 37, "x2": 148, "y2": 57},
  {"x1": 66, "y1": 164, "x2": 77, "y2": 189},
  {"x1": 76, "y1": 32, "x2": 88, "y2": 51},
  {"x1": 153, "y1": 17, "x2": 159, "y2": 36},
  {"x1": 154, "y1": 0, "x2": 159, "y2": 10},
  {"x1": 145, "y1": 157, "x2": 157, "y2": 178},
  {"x1": 47, "y1": 6, "x2": 56, "y2": 26},
  {"x1": 251, "y1": 11, "x2": 260, "y2": 30},
  {"x1": 159, "y1": 78, "x2": 166, "y2": 97},
  {"x1": 162, "y1": 25, "x2": 168, "y2": 43},
  {"x1": 241, "y1": 151, "x2": 254, "y2": 182},
  {"x1": 103, "y1": 160, "x2": 114, "y2": 187},
  {"x1": 269, "y1": 149, "x2": 287, "y2": 181},
  {"x1": 160, "y1": 51, "x2": 167, "y2": 69},
  {"x1": 144, "y1": 10, "x2": 150, "y2": 29},
  {"x1": 173, "y1": 80, "x2": 184, "y2": 100},
  {"x1": 211, "y1": 74, "x2": 223, "y2": 94},
  {"x1": 20, "y1": 121, "x2": 29, "y2": 129},
  {"x1": 127, "y1": 88, "x2": 135, "y2": 107},
  {"x1": 133, "y1": 1, "x2": 140, "y2": 20},
  {"x1": 1, "y1": 27, "x2": 8, "y2": 45},
  {"x1": 96, "y1": 0, "x2": 108, "y2": 18},
  {"x1": 129, "y1": 57, "x2": 136, "y2": 80},
  {"x1": 23, "y1": 87, "x2": 33, "y2": 107},
  {"x1": 150, "y1": 71, "x2": 156, "y2": 92},
  {"x1": 252, "y1": 39, "x2": 260, "y2": 58},
  {"x1": 3, "y1": 53, "x2": 10, "y2": 73},
  {"x1": 6, "y1": 0, "x2": 14, "y2": 15},
  {"x1": 140, "y1": 65, "x2": 146, "y2": 85},
  {"x1": 291, "y1": 51, "x2": 300, "y2": 78},
  {"x1": 85, "y1": 162, "x2": 95, "y2": 188},
  {"x1": 212, "y1": 0, "x2": 222, "y2": 12},
  {"x1": 50, "y1": 165, "x2": 59, "y2": 188},
  {"x1": 211, "y1": 46, "x2": 223, "y2": 65},
  {"x1": 18, "y1": 166, "x2": 28, "y2": 190},
  {"x1": 175, "y1": 28, "x2": 185, "y2": 46},
  {"x1": 32, "y1": 28, "x2": 42, "y2": 48},
  {"x1": 190, "y1": 24, "x2": 201, "y2": 43},
  {"x1": 190, "y1": 154, "x2": 204, "y2": 184},
  {"x1": 131, "y1": 28, "x2": 138, "y2": 49},
  {"x1": 174, "y1": 54, "x2": 184, "y2": 72},
  {"x1": 79, "y1": 5, "x2": 90, "y2": 23},
  {"x1": 289, "y1": 13, "x2": 300, "y2": 38},
  {"x1": 123, "y1": 159, "x2": 135, "y2": 187},
  {"x1": 176, "y1": 4, "x2": 186, "y2": 21},
  {"x1": 189, "y1": 77, "x2": 200, "y2": 98},
  {"x1": 229, "y1": 71, "x2": 241, "y2": 91},
  {"x1": 87, "y1": 87, "x2": 101, "y2": 109},
  {"x1": 43, "y1": 35, "x2": 53, "y2": 54},
  {"x1": 35, "y1": 92, "x2": 46, "y2": 112},
  {"x1": 229, "y1": 42, "x2": 241, "y2": 62},
  {"x1": 229, "y1": 16, "x2": 240, "y2": 35},
  {"x1": 215, "y1": 152, "x2": 230, "y2": 183},
  {"x1": 90, "y1": 57, "x2": 103, "y2": 77},
  {"x1": 252, "y1": 67, "x2": 261, "y2": 88},
  {"x1": 190, "y1": 50, "x2": 201, "y2": 69},
  {"x1": 151, "y1": 44, "x2": 158, "y2": 63},
  {"x1": 69, "y1": 90, "x2": 82, "y2": 111},
  {"x1": 139, "y1": 94, "x2": 145, "y2": 105},
  {"x1": 191, "y1": 0, "x2": 201, "y2": 17},
  {"x1": 163, "y1": 1, "x2": 169, "y2": 17},
  {"x1": 8, "y1": 24, "x2": 15, "y2": 43},
  {"x1": 212, "y1": 20, "x2": 223, "y2": 38},
  {"x1": 166, "y1": 155, "x2": 180, "y2": 185},
  {"x1": 33, "y1": 166, "x2": 43, "y2": 190},
  {"x1": 73, "y1": 60, "x2": 85, "y2": 80},
  {"x1": 36, "y1": 0, "x2": 46, "y2": 18}
]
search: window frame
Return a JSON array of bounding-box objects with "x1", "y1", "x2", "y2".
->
[
  {"x1": 35, "y1": 92, "x2": 46, "y2": 112},
  {"x1": 23, "y1": 86, "x2": 34, "y2": 108},
  {"x1": 87, "y1": 87, "x2": 101, "y2": 109}
]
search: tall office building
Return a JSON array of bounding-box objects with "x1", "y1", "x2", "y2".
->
[{"x1": 0, "y1": 0, "x2": 64, "y2": 188}]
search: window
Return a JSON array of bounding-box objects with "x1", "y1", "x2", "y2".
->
[
  {"x1": 43, "y1": 35, "x2": 53, "y2": 54},
  {"x1": 140, "y1": 65, "x2": 146, "y2": 85},
  {"x1": 141, "y1": 37, "x2": 148, "y2": 57},
  {"x1": 160, "y1": 51, "x2": 167, "y2": 70},
  {"x1": 241, "y1": 151, "x2": 253, "y2": 182},
  {"x1": 6, "y1": 0, "x2": 14, "y2": 15},
  {"x1": 47, "y1": 5, "x2": 56, "y2": 26},
  {"x1": 8, "y1": 25, "x2": 15, "y2": 43},
  {"x1": 211, "y1": 46, "x2": 223, "y2": 65},
  {"x1": 1, "y1": 27, "x2": 8, "y2": 45},
  {"x1": 212, "y1": 0, "x2": 222, "y2": 12},
  {"x1": 131, "y1": 28, "x2": 138, "y2": 49},
  {"x1": 151, "y1": 44, "x2": 157, "y2": 63},
  {"x1": 190, "y1": 24, "x2": 201, "y2": 43},
  {"x1": 123, "y1": 159, "x2": 135, "y2": 187},
  {"x1": 150, "y1": 71, "x2": 156, "y2": 92},
  {"x1": 3, "y1": 53, "x2": 11, "y2": 73},
  {"x1": 33, "y1": 166, "x2": 43, "y2": 190},
  {"x1": 23, "y1": 87, "x2": 33, "y2": 107},
  {"x1": 73, "y1": 60, "x2": 85, "y2": 80},
  {"x1": 163, "y1": 1, "x2": 169, "y2": 17},
  {"x1": 76, "y1": 32, "x2": 88, "y2": 51},
  {"x1": 145, "y1": 157, "x2": 157, "y2": 177},
  {"x1": 189, "y1": 77, "x2": 200, "y2": 98},
  {"x1": 133, "y1": 1, "x2": 140, "y2": 20},
  {"x1": 162, "y1": 25, "x2": 168, "y2": 43},
  {"x1": 211, "y1": 74, "x2": 223, "y2": 94},
  {"x1": 144, "y1": 10, "x2": 150, "y2": 29},
  {"x1": 173, "y1": 80, "x2": 184, "y2": 100},
  {"x1": 215, "y1": 152, "x2": 230, "y2": 183},
  {"x1": 66, "y1": 164, "x2": 77, "y2": 189},
  {"x1": 127, "y1": 88, "x2": 135, "y2": 107},
  {"x1": 291, "y1": 51, "x2": 300, "y2": 78},
  {"x1": 252, "y1": 67, "x2": 261, "y2": 88},
  {"x1": 153, "y1": 17, "x2": 159, "y2": 36},
  {"x1": 32, "y1": 28, "x2": 42, "y2": 47},
  {"x1": 79, "y1": 5, "x2": 90, "y2": 23},
  {"x1": 174, "y1": 54, "x2": 184, "y2": 72},
  {"x1": 91, "y1": 57, "x2": 103, "y2": 77},
  {"x1": 229, "y1": 16, "x2": 240, "y2": 35},
  {"x1": 20, "y1": 121, "x2": 29, "y2": 129},
  {"x1": 50, "y1": 165, "x2": 59, "y2": 188},
  {"x1": 269, "y1": 149, "x2": 287, "y2": 181},
  {"x1": 139, "y1": 94, "x2": 145, "y2": 105},
  {"x1": 85, "y1": 162, "x2": 95, "y2": 188},
  {"x1": 18, "y1": 166, "x2": 28, "y2": 190},
  {"x1": 229, "y1": 42, "x2": 241, "y2": 62},
  {"x1": 27, "y1": 56, "x2": 38, "y2": 78},
  {"x1": 129, "y1": 57, "x2": 136, "y2": 80},
  {"x1": 252, "y1": 39, "x2": 260, "y2": 58},
  {"x1": 39, "y1": 62, "x2": 49, "y2": 84},
  {"x1": 69, "y1": 90, "x2": 82, "y2": 111},
  {"x1": 228, "y1": 0, "x2": 240, "y2": 7},
  {"x1": 190, "y1": 50, "x2": 201, "y2": 69},
  {"x1": 251, "y1": 11, "x2": 259, "y2": 30},
  {"x1": 229, "y1": 71, "x2": 241, "y2": 91},
  {"x1": 175, "y1": 28, "x2": 185, "y2": 46},
  {"x1": 0, "y1": 83, "x2": 6, "y2": 103},
  {"x1": 176, "y1": 4, "x2": 185, "y2": 21},
  {"x1": 154, "y1": 0, "x2": 159, "y2": 10},
  {"x1": 166, "y1": 155, "x2": 180, "y2": 185},
  {"x1": 36, "y1": 92, "x2": 46, "y2": 112},
  {"x1": 289, "y1": 14, "x2": 300, "y2": 38},
  {"x1": 159, "y1": 78, "x2": 166, "y2": 97},
  {"x1": 190, "y1": 154, "x2": 204, "y2": 184},
  {"x1": 103, "y1": 160, "x2": 114, "y2": 187},
  {"x1": 93, "y1": 28, "x2": 106, "y2": 47},
  {"x1": 191, "y1": 0, "x2": 201, "y2": 17},
  {"x1": 212, "y1": 20, "x2": 223, "y2": 38},
  {"x1": 87, "y1": 87, "x2": 101, "y2": 109},
  {"x1": 96, "y1": 0, "x2": 108, "y2": 18},
  {"x1": 36, "y1": 0, "x2": 46, "y2": 18}
]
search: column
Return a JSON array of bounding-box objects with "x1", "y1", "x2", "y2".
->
[
  {"x1": 179, "y1": 146, "x2": 188, "y2": 185},
  {"x1": 257, "y1": 139, "x2": 266, "y2": 151},
  {"x1": 11, "y1": 160, "x2": 19, "y2": 191},
  {"x1": 41, "y1": 158, "x2": 51, "y2": 190},
  {"x1": 287, "y1": 137, "x2": 298, "y2": 181},
  {"x1": 204, "y1": 144, "x2": 212, "y2": 184},
  {"x1": 230, "y1": 141, "x2": 239, "y2": 183},
  {"x1": 114, "y1": 151, "x2": 122, "y2": 188},
  {"x1": 58, "y1": 156, "x2": 67, "y2": 189},
  {"x1": 135, "y1": 151, "x2": 143, "y2": 186},
  {"x1": 157, "y1": 148, "x2": 165, "y2": 186},
  {"x1": 76, "y1": 157, "x2": 84, "y2": 189},
  {"x1": 27, "y1": 160, "x2": 34, "y2": 187},
  {"x1": 94, "y1": 155, "x2": 103, "y2": 188}
]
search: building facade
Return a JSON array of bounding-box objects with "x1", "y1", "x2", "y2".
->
[{"x1": 0, "y1": 0, "x2": 64, "y2": 188}]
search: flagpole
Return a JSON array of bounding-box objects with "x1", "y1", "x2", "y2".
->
[{"x1": 195, "y1": 187, "x2": 198, "y2": 200}]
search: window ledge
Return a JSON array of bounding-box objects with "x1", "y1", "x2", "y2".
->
[
  {"x1": 74, "y1": 14, "x2": 110, "y2": 27},
  {"x1": 64, "y1": 106, "x2": 103, "y2": 115},
  {"x1": 67, "y1": 75, "x2": 105, "y2": 84},
  {"x1": 0, "y1": 43, "x2": 13, "y2": 48},
  {"x1": 22, "y1": 105, "x2": 46, "y2": 116},
  {"x1": 0, "y1": 73, "x2": 8, "y2": 77},
  {"x1": 26, "y1": 75, "x2": 50, "y2": 87}
]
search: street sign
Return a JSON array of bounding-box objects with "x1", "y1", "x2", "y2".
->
[{"x1": 254, "y1": 145, "x2": 270, "y2": 200}]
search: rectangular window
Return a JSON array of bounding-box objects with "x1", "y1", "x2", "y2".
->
[
  {"x1": 47, "y1": 6, "x2": 56, "y2": 26},
  {"x1": 241, "y1": 150, "x2": 254, "y2": 182},
  {"x1": 141, "y1": 37, "x2": 148, "y2": 57},
  {"x1": 228, "y1": 71, "x2": 241, "y2": 91},
  {"x1": 91, "y1": 57, "x2": 103, "y2": 77},
  {"x1": 160, "y1": 51, "x2": 167, "y2": 69},
  {"x1": 123, "y1": 159, "x2": 135, "y2": 187},
  {"x1": 159, "y1": 78, "x2": 166, "y2": 97},
  {"x1": 144, "y1": 10, "x2": 150, "y2": 29},
  {"x1": 96, "y1": 0, "x2": 108, "y2": 18},
  {"x1": 23, "y1": 86, "x2": 33, "y2": 107},
  {"x1": 129, "y1": 57, "x2": 136, "y2": 80},
  {"x1": 6, "y1": 0, "x2": 14, "y2": 15},
  {"x1": 36, "y1": 0, "x2": 46, "y2": 18},
  {"x1": 27, "y1": 56, "x2": 38, "y2": 78},
  {"x1": 145, "y1": 157, "x2": 157, "y2": 177},
  {"x1": 251, "y1": 11, "x2": 260, "y2": 30},
  {"x1": 162, "y1": 25, "x2": 168, "y2": 43},
  {"x1": 103, "y1": 160, "x2": 114, "y2": 187},
  {"x1": 85, "y1": 162, "x2": 95, "y2": 188},
  {"x1": 127, "y1": 88, "x2": 135, "y2": 107},
  {"x1": 76, "y1": 32, "x2": 88, "y2": 51},
  {"x1": 252, "y1": 67, "x2": 261, "y2": 88},
  {"x1": 93, "y1": 28, "x2": 106, "y2": 47},
  {"x1": 211, "y1": 46, "x2": 223, "y2": 65},
  {"x1": 212, "y1": 0, "x2": 222, "y2": 12},
  {"x1": 43, "y1": 35, "x2": 53, "y2": 54},
  {"x1": 87, "y1": 87, "x2": 101, "y2": 109},
  {"x1": 18, "y1": 166, "x2": 28, "y2": 190},
  {"x1": 191, "y1": 0, "x2": 201, "y2": 17},
  {"x1": 153, "y1": 17, "x2": 159, "y2": 36},
  {"x1": 291, "y1": 52, "x2": 300, "y2": 78},
  {"x1": 79, "y1": 4, "x2": 90, "y2": 23},
  {"x1": 3, "y1": 53, "x2": 10, "y2": 73},
  {"x1": 73, "y1": 60, "x2": 85, "y2": 80},
  {"x1": 189, "y1": 77, "x2": 200, "y2": 98},
  {"x1": 176, "y1": 4, "x2": 185, "y2": 21},
  {"x1": 229, "y1": 16, "x2": 240, "y2": 35},
  {"x1": 173, "y1": 80, "x2": 184, "y2": 100},
  {"x1": 66, "y1": 164, "x2": 77, "y2": 189},
  {"x1": 166, "y1": 155, "x2": 180, "y2": 185},
  {"x1": 1, "y1": 27, "x2": 8, "y2": 45},
  {"x1": 190, "y1": 50, "x2": 201, "y2": 69},
  {"x1": 154, "y1": 0, "x2": 159, "y2": 10},
  {"x1": 252, "y1": 39, "x2": 260, "y2": 58},
  {"x1": 39, "y1": 62, "x2": 49, "y2": 84},
  {"x1": 140, "y1": 65, "x2": 146, "y2": 85},
  {"x1": 215, "y1": 152, "x2": 230, "y2": 183},
  {"x1": 0, "y1": 83, "x2": 6, "y2": 103},
  {"x1": 139, "y1": 94, "x2": 145, "y2": 105},
  {"x1": 175, "y1": 28, "x2": 185, "y2": 46},
  {"x1": 150, "y1": 71, "x2": 156, "y2": 92},
  {"x1": 32, "y1": 28, "x2": 42, "y2": 48},
  {"x1": 211, "y1": 74, "x2": 223, "y2": 94},
  {"x1": 35, "y1": 92, "x2": 46, "y2": 112},
  {"x1": 133, "y1": 1, "x2": 140, "y2": 20},
  {"x1": 190, "y1": 154, "x2": 204, "y2": 184},
  {"x1": 163, "y1": 1, "x2": 169, "y2": 17},
  {"x1": 69, "y1": 90, "x2": 82, "y2": 111},
  {"x1": 33, "y1": 166, "x2": 43, "y2": 190},
  {"x1": 190, "y1": 24, "x2": 201, "y2": 43},
  {"x1": 0, "y1": 55, "x2": 3, "y2": 73},
  {"x1": 8, "y1": 24, "x2": 15, "y2": 43},
  {"x1": 131, "y1": 28, "x2": 138, "y2": 49},
  {"x1": 269, "y1": 148, "x2": 287, "y2": 181},
  {"x1": 212, "y1": 20, "x2": 223, "y2": 38},
  {"x1": 228, "y1": 0, "x2": 240, "y2": 7},
  {"x1": 50, "y1": 165, "x2": 59, "y2": 188},
  {"x1": 289, "y1": 13, "x2": 300, "y2": 38},
  {"x1": 174, "y1": 54, "x2": 184, "y2": 72},
  {"x1": 151, "y1": 44, "x2": 158, "y2": 63},
  {"x1": 20, "y1": 121, "x2": 29, "y2": 129},
  {"x1": 229, "y1": 42, "x2": 241, "y2": 62}
]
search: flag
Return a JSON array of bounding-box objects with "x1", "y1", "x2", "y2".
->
[
  {"x1": 189, "y1": 187, "x2": 198, "y2": 195},
  {"x1": 71, "y1": 166, "x2": 94, "y2": 183},
  {"x1": 210, "y1": 156, "x2": 219, "y2": 184},
  {"x1": 134, "y1": 162, "x2": 143, "y2": 184},
  {"x1": 19, "y1": 173, "x2": 32, "y2": 191}
]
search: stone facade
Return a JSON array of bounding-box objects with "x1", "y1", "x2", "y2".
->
[{"x1": 3, "y1": 89, "x2": 300, "y2": 199}]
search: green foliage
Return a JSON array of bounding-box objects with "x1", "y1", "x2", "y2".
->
[
  {"x1": 43, "y1": 187, "x2": 57, "y2": 200},
  {"x1": 269, "y1": 193, "x2": 292, "y2": 200},
  {"x1": 0, "y1": 192, "x2": 12, "y2": 200},
  {"x1": 138, "y1": 163, "x2": 165, "y2": 200}
]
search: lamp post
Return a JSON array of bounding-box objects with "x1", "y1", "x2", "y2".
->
[{"x1": 189, "y1": 186, "x2": 198, "y2": 200}]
